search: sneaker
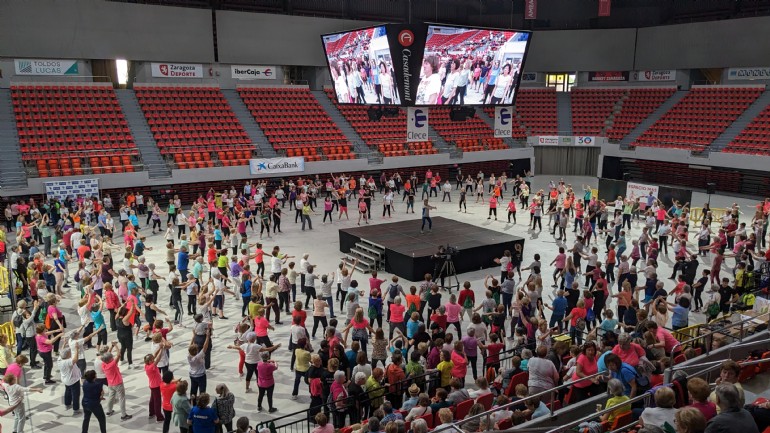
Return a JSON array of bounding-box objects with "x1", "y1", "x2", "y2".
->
[
  {"x1": 220, "y1": 316, "x2": 229, "y2": 320},
  {"x1": 245, "y1": 388, "x2": 252, "y2": 393},
  {"x1": 73, "y1": 410, "x2": 82, "y2": 415},
  {"x1": 106, "y1": 411, "x2": 115, "y2": 416},
  {"x1": 291, "y1": 395, "x2": 298, "y2": 400},
  {"x1": 66, "y1": 405, "x2": 72, "y2": 411},
  {"x1": 275, "y1": 321, "x2": 283, "y2": 325},
  {"x1": 45, "y1": 379, "x2": 57, "y2": 385},
  {"x1": 258, "y1": 407, "x2": 263, "y2": 412},
  {"x1": 121, "y1": 415, "x2": 133, "y2": 421},
  {"x1": 269, "y1": 408, "x2": 278, "y2": 413}
]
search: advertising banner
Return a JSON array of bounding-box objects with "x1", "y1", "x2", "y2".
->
[
  {"x1": 385, "y1": 23, "x2": 429, "y2": 106},
  {"x1": 521, "y1": 72, "x2": 538, "y2": 82},
  {"x1": 525, "y1": 0, "x2": 537, "y2": 20},
  {"x1": 151, "y1": 63, "x2": 204, "y2": 78},
  {"x1": 728, "y1": 67, "x2": 770, "y2": 80},
  {"x1": 625, "y1": 181, "x2": 659, "y2": 202},
  {"x1": 231, "y1": 65, "x2": 277, "y2": 80},
  {"x1": 598, "y1": 0, "x2": 612, "y2": 16},
  {"x1": 633, "y1": 70, "x2": 676, "y2": 82},
  {"x1": 575, "y1": 136, "x2": 596, "y2": 146},
  {"x1": 407, "y1": 107, "x2": 429, "y2": 142},
  {"x1": 45, "y1": 178, "x2": 100, "y2": 201},
  {"x1": 494, "y1": 107, "x2": 513, "y2": 138},
  {"x1": 537, "y1": 136, "x2": 559, "y2": 145},
  {"x1": 249, "y1": 157, "x2": 305, "y2": 176},
  {"x1": 15, "y1": 59, "x2": 79, "y2": 76},
  {"x1": 588, "y1": 71, "x2": 629, "y2": 82}
]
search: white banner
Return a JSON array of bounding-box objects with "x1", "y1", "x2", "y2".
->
[
  {"x1": 249, "y1": 157, "x2": 305, "y2": 175},
  {"x1": 728, "y1": 67, "x2": 770, "y2": 80},
  {"x1": 15, "y1": 59, "x2": 79, "y2": 76},
  {"x1": 494, "y1": 107, "x2": 513, "y2": 138},
  {"x1": 537, "y1": 136, "x2": 559, "y2": 145},
  {"x1": 151, "y1": 63, "x2": 204, "y2": 78},
  {"x1": 231, "y1": 65, "x2": 277, "y2": 80},
  {"x1": 633, "y1": 70, "x2": 676, "y2": 82},
  {"x1": 575, "y1": 136, "x2": 596, "y2": 146},
  {"x1": 45, "y1": 178, "x2": 100, "y2": 201},
  {"x1": 625, "y1": 182, "x2": 659, "y2": 202},
  {"x1": 407, "y1": 107, "x2": 429, "y2": 143}
]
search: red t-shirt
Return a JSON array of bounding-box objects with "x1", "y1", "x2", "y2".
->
[
  {"x1": 389, "y1": 303, "x2": 405, "y2": 323},
  {"x1": 292, "y1": 310, "x2": 307, "y2": 327},
  {"x1": 160, "y1": 382, "x2": 177, "y2": 411},
  {"x1": 102, "y1": 358, "x2": 123, "y2": 386},
  {"x1": 485, "y1": 343, "x2": 505, "y2": 365},
  {"x1": 571, "y1": 353, "x2": 598, "y2": 388},
  {"x1": 145, "y1": 364, "x2": 162, "y2": 388}
]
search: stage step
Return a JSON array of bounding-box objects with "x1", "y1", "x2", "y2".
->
[
  {"x1": 343, "y1": 256, "x2": 374, "y2": 274},
  {"x1": 355, "y1": 241, "x2": 385, "y2": 257}
]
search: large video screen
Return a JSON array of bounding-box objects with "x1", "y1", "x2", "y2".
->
[
  {"x1": 321, "y1": 26, "x2": 401, "y2": 105},
  {"x1": 416, "y1": 25, "x2": 531, "y2": 106}
]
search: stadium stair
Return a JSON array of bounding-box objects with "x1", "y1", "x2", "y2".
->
[
  {"x1": 619, "y1": 90, "x2": 688, "y2": 149},
  {"x1": 556, "y1": 92, "x2": 573, "y2": 135},
  {"x1": 221, "y1": 89, "x2": 275, "y2": 158},
  {"x1": 310, "y1": 90, "x2": 367, "y2": 155},
  {"x1": 711, "y1": 88, "x2": 770, "y2": 152},
  {"x1": 474, "y1": 108, "x2": 521, "y2": 148},
  {"x1": 115, "y1": 89, "x2": 170, "y2": 178},
  {"x1": 0, "y1": 89, "x2": 27, "y2": 188},
  {"x1": 426, "y1": 122, "x2": 451, "y2": 152}
]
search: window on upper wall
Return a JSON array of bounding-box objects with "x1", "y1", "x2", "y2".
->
[
  {"x1": 116, "y1": 59, "x2": 128, "y2": 85},
  {"x1": 545, "y1": 73, "x2": 576, "y2": 92}
]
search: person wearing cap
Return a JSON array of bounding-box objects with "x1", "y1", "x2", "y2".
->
[{"x1": 402, "y1": 384, "x2": 422, "y2": 412}]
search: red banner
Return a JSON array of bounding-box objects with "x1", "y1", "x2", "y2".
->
[
  {"x1": 525, "y1": 0, "x2": 537, "y2": 20},
  {"x1": 598, "y1": 0, "x2": 611, "y2": 16}
]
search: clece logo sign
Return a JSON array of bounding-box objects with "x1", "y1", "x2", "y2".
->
[
  {"x1": 231, "y1": 65, "x2": 277, "y2": 80},
  {"x1": 398, "y1": 30, "x2": 414, "y2": 47},
  {"x1": 494, "y1": 106, "x2": 513, "y2": 138},
  {"x1": 407, "y1": 107, "x2": 429, "y2": 142}
]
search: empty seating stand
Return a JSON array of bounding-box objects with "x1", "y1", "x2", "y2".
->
[
  {"x1": 12, "y1": 83, "x2": 139, "y2": 177},
  {"x1": 606, "y1": 87, "x2": 676, "y2": 141},
  {"x1": 632, "y1": 86, "x2": 764, "y2": 150},
  {"x1": 323, "y1": 87, "x2": 437, "y2": 157},
  {"x1": 239, "y1": 86, "x2": 354, "y2": 161},
  {"x1": 134, "y1": 84, "x2": 252, "y2": 169},
  {"x1": 514, "y1": 88, "x2": 558, "y2": 134},
  {"x1": 724, "y1": 104, "x2": 770, "y2": 155},
  {"x1": 570, "y1": 88, "x2": 626, "y2": 135},
  {"x1": 430, "y1": 107, "x2": 507, "y2": 152}
]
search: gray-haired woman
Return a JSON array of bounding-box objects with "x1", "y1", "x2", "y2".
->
[{"x1": 213, "y1": 383, "x2": 236, "y2": 433}]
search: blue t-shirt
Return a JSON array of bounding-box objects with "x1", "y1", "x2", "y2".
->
[
  {"x1": 672, "y1": 305, "x2": 689, "y2": 327},
  {"x1": 133, "y1": 241, "x2": 145, "y2": 257},
  {"x1": 178, "y1": 252, "x2": 190, "y2": 271},
  {"x1": 346, "y1": 349, "x2": 357, "y2": 367},
  {"x1": 611, "y1": 363, "x2": 638, "y2": 396},
  {"x1": 82, "y1": 380, "x2": 103, "y2": 407},
  {"x1": 406, "y1": 320, "x2": 420, "y2": 338},
  {"x1": 597, "y1": 350, "x2": 610, "y2": 373},
  {"x1": 552, "y1": 296, "x2": 567, "y2": 316},
  {"x1": 54, "y1": 258, "x2": 66, "y2": 273},
  {"x1": 129, "y1": 214, "x2": 139, "y2": 227},
  {"x1": 214, "y1": 229, "x2": 222, "y2": 241},
  {"x1": 242, "y1": 279, "x2": 252, "y2": 299},
  {"x1": 188, "y1": 406, "x2": 218, "y2": 433},
  {"x1": 91, "y1": 311, "x2": 106, "y2": 331}
]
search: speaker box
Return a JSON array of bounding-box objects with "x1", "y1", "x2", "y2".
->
[
  {"x1": 622, "y1": 172, "x2": 630, "y2": 181},
  {"x1": 706, "y1": 182, "x2": 717, "y2": 195}
]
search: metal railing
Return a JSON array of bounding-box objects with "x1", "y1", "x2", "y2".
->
[
  {"x1": 430, "y1": 370, "x2": 608, "y2": 433},
  {"x1": 542, "y1": 391, "x2": 654, "y2": 433},
  {"x1": 255, "y1": 370, "x2": 440, "y2": 433},
  {"x1": 668, "y1": 305, "x2": 770, "y2": 357}
]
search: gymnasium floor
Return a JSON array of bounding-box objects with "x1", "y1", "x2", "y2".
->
[{"x1": 9, "y1": 175, "x2": 767, "y2": 433}]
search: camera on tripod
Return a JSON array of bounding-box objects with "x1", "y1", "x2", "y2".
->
[{"x1": 439, "y1": 244, "x2": 460, "y2": 260}]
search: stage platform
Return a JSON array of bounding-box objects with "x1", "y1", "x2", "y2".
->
[{"x1": 339, "y1": 217, "x2": 525, "y2": 283}]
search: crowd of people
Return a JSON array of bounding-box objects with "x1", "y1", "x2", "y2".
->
[{"x1": 0, "y1": 169, "x2": 768, "y2": 433}]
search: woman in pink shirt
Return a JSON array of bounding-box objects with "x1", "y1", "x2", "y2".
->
[
  {"x1": 35, "y1": 323, "x2": 63, "y2": 384},
  {"x1": 450, "y1": 341, "x2": 469, "y2": 386},
  {"x1": 570, "y1": 341, "x2": 602, "y2": 402},
  {"x1": 611, "y1": 333, "x2": 646, "y2": 367},
  {"x1": 45, "y1": 294, "x2": 65, "y2": 352},
  {"x1": 257, "y1": 352, "x2": 278, "y2": 412},
  {"x1": 254, "y1": 312, "x2": 274, "y2": 347},
  {"x1": 488, "y1": 196, "x2": 498, "y2": 220},
  {"x1": 444, "y1": 294, "x2": 463, "y2": 339},
  {"x1": 388, "y1": 297, "x2": 406, "y2": 339}
]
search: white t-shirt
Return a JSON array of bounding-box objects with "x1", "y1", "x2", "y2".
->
[
  {"x1": 416, "y1": 74, "x2": 441, "y2": 105},
  {"x1": 271, "y1": 256, "x2": 283, "y2": 274},
  {"x1": 151, "y1": 342, "x2": 169, "y2": 368},
  {"x1": 493, "y1": 74, "x2": 513, "y2": 98},
  {"x1": 499, "y1": 256, "x2": 511, "y2": 272},
  {"x1": 242, "y1": 342, "x2": 264, "y2": 364},
  {"x1": 58, "y1": 357, "x2": 82, "y2": 386}
]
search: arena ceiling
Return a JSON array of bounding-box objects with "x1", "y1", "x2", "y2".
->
[{"x1": 110, "y1": 0, "x2": 770, "y2": 29}]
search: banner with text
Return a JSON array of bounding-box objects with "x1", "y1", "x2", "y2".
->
[
  {"x1": 494, "y1": 107, "x2": 513, "y2": 138},
  {"x1": 728, "y1": 67, "x2": 770, "y2": 80},
  {"x1": 407, "y1": 107, "x2": 430, "y2": 142},
  {"x1": 588, "y1": 71, "x2": 628, "y2": 82},
  {"x1": 15, "y1": 59, "x2": 79, "y2": 76},
  {"x1": 231, "y1": 65, "x2": 277, "y2": 80},
  {"x1": 525, "y1": 0, "x2": 537, "y2": 19},
  {"x1": 45, "y1": 178, "x2": 100, "y2": 201},
  {"x1": 575, "y1": 136, "x2": 596, "y2": 146},
  {"x1": 598, "y1": 0, "x2": 611, "y2": 16},
  {"x1": 521, "y1": 72, "x2": 538, "y2": 82},
  {"x1": 633, "y1": 70, "x2": 676, "y2": 82},
  {"x1": 249, "y1": 157, "x2": 305, "y2": 175},
  {"x1": 625, "y1": 181, "x2": 659, "y2": 202},
  {"x1": 151, "y1": 63, "x2": 204, "y2": 78},
  {"x1": 537, "y1": 136, "x2": 560, "y2": 145}
]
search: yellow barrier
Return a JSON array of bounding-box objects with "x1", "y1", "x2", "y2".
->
[
  {"x1": 672, "y1": 324, "x2": 701, "y2": 343},
  {"x1": 0, "y1": 322, "x2": 15, "y2": 347},
  {"x1": 554, "y1": 333, "x2": 571, "y2": 346},
  {"x1": 690, "y1": 207, "x2": 728, "y2": 224}
]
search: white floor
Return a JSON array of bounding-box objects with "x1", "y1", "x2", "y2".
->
[{"x1": 6, "y1": 175, "x2": 755, "y2": 433}]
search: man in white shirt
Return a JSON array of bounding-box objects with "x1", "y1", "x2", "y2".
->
[
  {"x1": 442, "y1": 181, "x2": 452, "y2": 202},
  {"x1": 58, "y1": 346, "x2": 83, "y2": 415}
]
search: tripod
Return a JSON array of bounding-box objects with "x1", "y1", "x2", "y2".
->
[{"x1": 437, "y1": 259, "x2": 460, "y2": 293}]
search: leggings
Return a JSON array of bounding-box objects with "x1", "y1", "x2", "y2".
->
[
  {"x1": 177, "y1": 224, "x2": 186, "y2": 238},
  {"x1": 242, "y1": 297, "x2": 250, "y2": 317},
  {"x1": 304, "y1": 287, "x2": 317, "y2": 310},
  {"x1": 40, "y1": 350, "x2": 54, "y2": 380},
  {"x1": 312, "y1": 316, "x2": 328, "y2": 338},
  {"x1": 448, "y1": 321, "x2": 462, "y2": 339},
  {"x1": 245, "y1": 362, "x2": 258, "y2": 384},
  {"x1": 489, "y1": 208, "x2": 497, "y2": 218},
  {"x1": 119, "y1": 335, "x2": 133, "y2": 365},
  {"x1": 292, "y1": 370, "x2": 307, "y2": 396},
  {"x1": 258, "y1": 384, "x2": 275, "y2": 409},
  {"x1": 324, "y1": 210, "x2": 333, "y2": 222},
  {"x1": 508, "y1": 211, "x2": 516, "y2": 223},
  {"x1": 383, "y1": 205, "x2": 391, "y2": 217},
  {"x1": 173, "y1": 298, "x2": 184, "y2": 322},
  {"x1": 659, "y1": 236, "x2": 668, "y2": 254},
  {"x1": 467, "y1": 355, "x2": 478, "y2": 380},
  {"x1": 188, "y1": 295, "x2": 197, "y2": 315}
]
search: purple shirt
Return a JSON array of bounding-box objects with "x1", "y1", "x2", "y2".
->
[
  {"x1": 230, "y1": 261, "x2": 243, "y2": 278},
  {"x1": 461, "y1": 335, "x2": 478, "y2": 357}
]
